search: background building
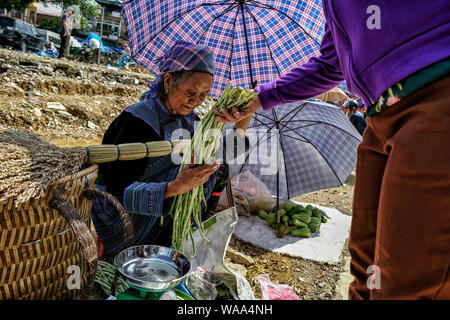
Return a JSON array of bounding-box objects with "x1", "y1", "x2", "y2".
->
[
  {"x1": 35, "y1": 3, "x2": 62, "y2": 25},
  {"x1": 1, "y1": 1, "x2": 127, "y2": 47},
  {"x1": 89, "y1": 0, "x2": 126, "y2": 42}
]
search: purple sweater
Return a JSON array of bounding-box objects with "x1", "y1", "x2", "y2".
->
[{"x1": 256, "y1": 0, "x2": 450, "y2": 110}]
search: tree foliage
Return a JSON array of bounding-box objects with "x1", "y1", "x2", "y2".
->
[
  {"x1": 1, "y1": 0, "x2": 32, "y2": 12},
  {"x1": 38, "y1": 16, "x2": 60, "y2": 33}
]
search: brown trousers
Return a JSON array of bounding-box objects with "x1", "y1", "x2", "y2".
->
[{"x1": 348, "y1": 76, "x2": 450, "y2": 299}]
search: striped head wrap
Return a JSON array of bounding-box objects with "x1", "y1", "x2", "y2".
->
[
  {"x1": 144, "y1": 40, "x2": 215, "y2": 99},
  {"x1": 156, "y1": 40, "x2": 215, "y2": 75}
]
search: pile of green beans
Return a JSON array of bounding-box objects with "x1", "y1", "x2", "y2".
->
[
  {"x1": 94, "y1": 260, "x2": 129, "y2": 297},
  {"x1": 170, "y1": 83, "x2": 258, "y2": 253}
]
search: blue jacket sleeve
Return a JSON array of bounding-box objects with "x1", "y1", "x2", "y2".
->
[
  {"x1": 123, "y1": 167, "x2": 220, "y2": 217},
  {"x1": 123, "y1": 181, "x2": 169, "y2": 217}
]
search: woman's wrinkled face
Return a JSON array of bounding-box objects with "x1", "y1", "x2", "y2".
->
[{"x1": 164, "y1": 72, "x2": 213, "y2": 116}]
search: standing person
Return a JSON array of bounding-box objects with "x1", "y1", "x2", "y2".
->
[
  {"x1": 227, "y1": 0, "x2": 450, "y2": 299},
  {"x1": 344, "y1": 100, "x2": 367, "y2": 135},
  {"x1": 59, "y1": 9, "x2": 73, "y2": 59}
]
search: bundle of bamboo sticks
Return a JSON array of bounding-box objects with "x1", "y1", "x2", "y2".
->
[
  {"x1": 70, "y1": 139, "x2": 191, "y2": 164},
  {"x1": 0, "y1": 125, "x2": 190, "y2": 206}
]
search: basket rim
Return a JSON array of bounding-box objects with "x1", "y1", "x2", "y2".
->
[{"x1": 48, "y1": 164, "x2": 98, "y2": 187}]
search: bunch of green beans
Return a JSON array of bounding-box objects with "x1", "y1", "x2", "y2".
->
[
  {"x1": 170, "y1": 82, "x2": 258, "y2": 253},
  {"x1": 94, "y1": 260, "x2": 129, "y2": 297}
]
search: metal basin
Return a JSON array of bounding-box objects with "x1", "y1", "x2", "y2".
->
[{"x1": 114, "y1": 245, "x2": 192, "y2": 292}]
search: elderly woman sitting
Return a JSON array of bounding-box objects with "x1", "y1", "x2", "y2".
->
[{"x1": 92, "y1": 41, "x2": 253, "y2": 255}]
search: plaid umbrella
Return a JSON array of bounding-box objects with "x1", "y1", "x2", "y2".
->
[
  {"x1": 122, "y1": 0, "x2": 325, "y2": 96},
  {"x1": 229, "y1": 100, "x2": 362, "y2": 200}
]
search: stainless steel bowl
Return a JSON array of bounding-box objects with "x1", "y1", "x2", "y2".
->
[{"x1": 114, "y1": 245, "x2": 192, "y2": 292}]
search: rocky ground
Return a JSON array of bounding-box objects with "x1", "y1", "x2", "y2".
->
[{"x1": 0, "y1": 48, "x2": 354, "y2": 300}]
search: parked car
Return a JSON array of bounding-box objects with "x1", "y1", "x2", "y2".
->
[
  {"x1": 36, "y1": 28, "x2": 82, "y2": 50},
  {"x1": 36, "y1": 28, "x2": 61, "y2": 49},
  {"x1": 0, "y1": 17, "x2": 45, "y2": 51}
]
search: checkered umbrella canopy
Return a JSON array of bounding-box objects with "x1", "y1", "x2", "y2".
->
[
  {"x1": 229, "y1": 101, "x2": 362, "y2": 199},
  {"x1": 122, "y1": 0, "x2": 325, "y2": 96}
]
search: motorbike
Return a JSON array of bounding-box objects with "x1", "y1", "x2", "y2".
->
[{"x1": 72, "y1": 43, "x2": 99, "y2": 64}]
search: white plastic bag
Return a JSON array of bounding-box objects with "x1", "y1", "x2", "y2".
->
[
  {"x1": 183, "y1": 208, "x2": 256, "y2": 300},
  {"x1": 185, "y1": 267, "x2": 218, "y2": 300},
  {"x1": 216, "y1": 171, "x2": 274, "y2": 216}
]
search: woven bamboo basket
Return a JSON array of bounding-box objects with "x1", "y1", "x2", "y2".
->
[{"x1": 0, "y1": 165, "x2": 99, "y2": 300}]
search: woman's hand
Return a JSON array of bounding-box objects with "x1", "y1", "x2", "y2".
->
[
  {"x1": 215, "y1": 96, "x2": 262, "y2": 137},
  {"x1": 215, "y1": 96, "x2": 262, "y2": 124},
  {"x1": 165, "y1": 161, "x2": 220, "y2": 198}
]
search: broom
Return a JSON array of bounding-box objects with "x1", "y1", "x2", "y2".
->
[
  {"x1": 0, "y1": 125, "x2": 190, "y2": 206},
  {"x1": 70, "y1": 139, "x2": 191, "y2": 164}
]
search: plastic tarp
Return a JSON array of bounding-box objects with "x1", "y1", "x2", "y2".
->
[{"x1": 233, "y1": 200, "x2": 352, "y2": 265}]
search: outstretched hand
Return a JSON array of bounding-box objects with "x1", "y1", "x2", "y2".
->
[{"x1": 215, "y1": 96, "x2": 262, "y2": 124}]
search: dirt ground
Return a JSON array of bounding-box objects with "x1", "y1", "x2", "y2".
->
[{"x1": 0, "y1": 48, "x2": 355, "y2": 300}]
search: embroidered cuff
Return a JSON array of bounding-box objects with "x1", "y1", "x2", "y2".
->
[{"x1": 123, "y1": 181, "x2": 168, "y2": 217}]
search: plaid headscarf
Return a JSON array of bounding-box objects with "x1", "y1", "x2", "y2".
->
[{"x1": 144, "y1": 40, "x2": 215, "y2": 99}]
